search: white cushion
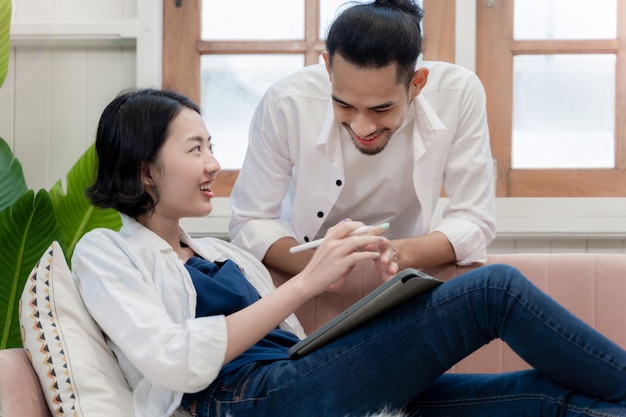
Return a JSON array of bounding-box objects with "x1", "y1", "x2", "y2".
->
[{"x1": 19, "y1": 241, "x2": 135, "y2": 417}]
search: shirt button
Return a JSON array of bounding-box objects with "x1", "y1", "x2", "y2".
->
[
  {"x1": 317, "y1": 211, "x2": 324, "y2": 218},
  {"x1": 336, "y1": 179, "x2": 342, "y2": 186}
]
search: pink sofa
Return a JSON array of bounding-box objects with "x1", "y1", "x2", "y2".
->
[{"x1": 2, "y1": 253, "x2": 626, "y2": 417}]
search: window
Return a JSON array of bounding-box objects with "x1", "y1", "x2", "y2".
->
[
  {"x1": 162, "y1": 0, "x2": 454, "y2": 195},
  {"x1": 477, "y1": 0, "x2": 626, "y2": 196}
]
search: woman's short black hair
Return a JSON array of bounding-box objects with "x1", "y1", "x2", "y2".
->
[
  {"x1": 86, "y1": 88, "x2": 201, "y2": 218},
  {"x1": 325, "y1": 0, "x2": 425, "y2": 86}
]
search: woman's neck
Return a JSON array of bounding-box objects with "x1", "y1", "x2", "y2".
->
[
  {"x1": 137, "y1": 213, "x2": 196, "y2": 262},
  {"x1": 137, "y1": 212, "x2": 182, "y2": 250}
]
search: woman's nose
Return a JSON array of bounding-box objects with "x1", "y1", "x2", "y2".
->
[{"x1": 204, "y1": 151, "x2": 221, "y2": 173}]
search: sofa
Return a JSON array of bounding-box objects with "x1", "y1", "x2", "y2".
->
[{"x1": 2, "y1": 252, "x2": 626, "y2": 417}]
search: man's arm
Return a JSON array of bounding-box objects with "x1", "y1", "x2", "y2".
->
[
  {"x1": 264, "y1": 231, "x2": 455, "y2": 277},
  {"x1": 428, "y1": 65, "x2": 496, "y2": 265},
  {"x1": 262, "y1": 236, "x2": 315, "y2": 277},
  {"x1": 391, "y1": 231, "x2": 456, "y2": 271}
]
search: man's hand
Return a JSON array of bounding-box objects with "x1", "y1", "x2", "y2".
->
[{"x1": 391, "y1": 231, "x2": 456, "y2": 271}]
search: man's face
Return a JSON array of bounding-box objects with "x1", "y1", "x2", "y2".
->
[{"x1": 324, "y1": 52, "x2": 426, "y2": 155}]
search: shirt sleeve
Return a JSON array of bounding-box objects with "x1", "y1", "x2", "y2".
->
[
  {"x1": 228, "y1": 89, "x2": 298, "y2": 260},
  {"x1": 72, "y1": 231, "x2": 228, "y2": 393},
  {"x1": 434, "y1": 70, "x2": 496, "y2": 265}
]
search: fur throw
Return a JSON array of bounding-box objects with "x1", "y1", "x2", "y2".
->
[
  {"x1": 360, "y1": 408, "x2": 409, "y2": 417},
  {"x1": 176, "y1": 406, "x2": 409, "y2": 417}
]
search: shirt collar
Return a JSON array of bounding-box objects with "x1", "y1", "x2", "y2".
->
[{"x1": 119, "y1": 214, "x2": 192, "y2": 253}]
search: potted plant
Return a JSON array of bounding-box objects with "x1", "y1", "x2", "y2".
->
[
  {"x1": 0, "y1": 138, "x2": 122, "y2": 349},
  {"x1": 0, "y1": 0, "x2": 122, "y2": 349}
]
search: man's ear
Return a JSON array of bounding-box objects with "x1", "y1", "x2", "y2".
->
[
  {"x1": 322, "y1": 51, "x2": 332, "y2": 81},
  {"x1": 409, "y1": 67, "x2": 429, "y2": 99}
]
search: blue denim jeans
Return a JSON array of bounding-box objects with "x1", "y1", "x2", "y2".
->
[{"x1": 190, "y1": 264, "x2": 626, "y2": 417}]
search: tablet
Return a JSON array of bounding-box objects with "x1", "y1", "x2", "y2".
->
[{"x1": 288, "y1": 268, "x2": 443, "y2": 358}]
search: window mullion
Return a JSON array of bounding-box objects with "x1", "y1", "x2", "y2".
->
[
  {"x1": 304, "y1": 0, "x2": 321, "y2": 65},
  {"x1": 615, "y1": 0, "x2": 626, "y2": 169},
  {"x1": 163, "y1": 0, "x2": 201, "y2": 104}
]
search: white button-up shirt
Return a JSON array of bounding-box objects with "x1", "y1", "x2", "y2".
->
[
  {"x1": 72, "y1": 215, "x2": 305, "y2": 417},
  {"x1": 229, "y1": 61, "x2": 496, "y2": 265}
]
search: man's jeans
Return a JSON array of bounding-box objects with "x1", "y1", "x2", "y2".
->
[{"x1": 191, "y1": 264, "x2": 626, "y2": 417}]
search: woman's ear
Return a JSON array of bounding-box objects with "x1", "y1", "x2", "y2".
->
[
  {"x1": 409, "y1": 67, "x2": 429, "y2": 99},
  {"x1": 140, "y1": 163, "x2": 154, "y2": 186}
]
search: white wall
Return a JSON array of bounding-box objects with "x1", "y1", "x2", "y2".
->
[
  {"x1": 1, "y1": 0, "x2": 160, "y2": 191},
  {"x1": 3, "y1": 0, "x2": 626, "y2": 253}
]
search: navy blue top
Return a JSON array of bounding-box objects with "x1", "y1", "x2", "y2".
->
[{"x1": 184, "y1": 256, "x2": 299, "y2": 377}]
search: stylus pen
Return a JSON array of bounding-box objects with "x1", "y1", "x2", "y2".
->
[{"x1": 289, "y1": 223, "x2": 390, "y2": 253}]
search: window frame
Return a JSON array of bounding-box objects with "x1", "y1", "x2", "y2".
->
[
  {"x1": 162, "y1": 0, "x2": 456, "y2": 196},
  {"x1": 476, "y1": 0, "x2": 626, "y2": 197}
]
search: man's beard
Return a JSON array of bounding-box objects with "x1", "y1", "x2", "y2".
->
[{"x1": 346, "y1": 127, "x2": 393, "y2": 156}]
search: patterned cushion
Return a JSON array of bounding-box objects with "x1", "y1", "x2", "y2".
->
[{"x1": 19, "y1": 241, "x2": 135, "y2": 417}]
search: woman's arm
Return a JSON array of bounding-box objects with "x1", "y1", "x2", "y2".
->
[{"x1": 223, "y1": 220, "x2": 387, "y2": 363}]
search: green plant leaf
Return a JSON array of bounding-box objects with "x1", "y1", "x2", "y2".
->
[
  {"x1": 0, "y1": 0, "x2": 11, "y2": 88},
  {"x1": 0, "y1": 137, "x2": 28, "y2": 212},
  {"x1": 0, "y1": 189, "x2": 63, "y2": 349},
  {"x1": 50, "y1": 144, "x2": 122, "y2": 263}
]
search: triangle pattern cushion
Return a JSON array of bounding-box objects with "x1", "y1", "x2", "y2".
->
[{"x1": 19, "y1": 241, "x2": 135, "y2": 417}]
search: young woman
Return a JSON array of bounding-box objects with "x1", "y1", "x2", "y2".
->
[{"x1": 72, "y1": 88, "x2": 626, "y2": 417}]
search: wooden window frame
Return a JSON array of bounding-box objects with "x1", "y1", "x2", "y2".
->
[
  {"x1": 162, "y1": 0, "x2": 456, "y2": 196},
  {"x1": 477, "y1": 0, "x2": 626, "y2": 197}
]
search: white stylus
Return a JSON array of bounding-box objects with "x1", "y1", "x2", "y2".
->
[{"x1": 289, "y1": 223, "x2": 390, "y2": 253}]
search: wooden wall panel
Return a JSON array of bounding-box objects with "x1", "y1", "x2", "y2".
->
[
  {"x1": 1, "y1": 0, "x2": 140, "y2": 191},
  {"x1": 13, "y1": 48, "x2": 52, "y2": 190},
  {"x1": 13, "y1": 0, "x2": 134, "y2": 20},
  {"x1": 50, "y1": 48, "x2": 89, "y2": 184},
  {"x1": 5, "y1": 46, "x2": 135, "y2": 191},
  {"x1": 0, "y1": 48, "x2": 15, "y2": 147}
]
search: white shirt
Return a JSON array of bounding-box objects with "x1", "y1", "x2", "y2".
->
[
  {"x1": 72, "y1": 215, "x2": 305, "y2": 417},
  {"x1": 229, "y1": 61, "x2": 496, "y2": 265}
]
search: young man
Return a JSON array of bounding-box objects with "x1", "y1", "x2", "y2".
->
[{"x1": 229, "y1": 0, "x2": 495, "y2": 285}]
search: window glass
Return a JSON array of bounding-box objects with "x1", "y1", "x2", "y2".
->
[
  {"x1": 200, "y1": 0, "x2": 424, "y2": 170},
  {"x1": 201, "y1": 55, "x2": 304, "y2": 169},
  {"x1": 514, "y1": 0, "x2": 616, "y2": 40},
  {"x1": 512, "y1": 54, "x2": 615, "y2": 168},
  {"x1": 202, "y1": 0, "x2": 304, "y2": 40},
  {"x1": 320, "y1": 0, "x2": 422, "y2": 36},
  {"x1": 320, "y1": 0, "x2": 370, "y2": 36}
]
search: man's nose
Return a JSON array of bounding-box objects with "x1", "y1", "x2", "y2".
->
[{"x1": 350, "y1": 114, "x2": 376, "y2": 138}]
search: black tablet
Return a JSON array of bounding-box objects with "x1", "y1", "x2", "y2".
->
[{"x1": 288, "y1": 268, "x2": 443, "y2": 358}]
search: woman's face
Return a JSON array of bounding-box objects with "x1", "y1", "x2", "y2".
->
[{"x1": 147, "y1": 107, "x2": 220, "y2": 221}]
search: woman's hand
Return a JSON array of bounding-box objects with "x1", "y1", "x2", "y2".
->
[{"x1": 296, "y1": 220, "x2": 387, "y2": 296}]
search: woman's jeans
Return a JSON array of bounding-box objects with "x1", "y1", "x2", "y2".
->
[{"x1": 191, "y1": 264, "x2": 626, "y2": 417}]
